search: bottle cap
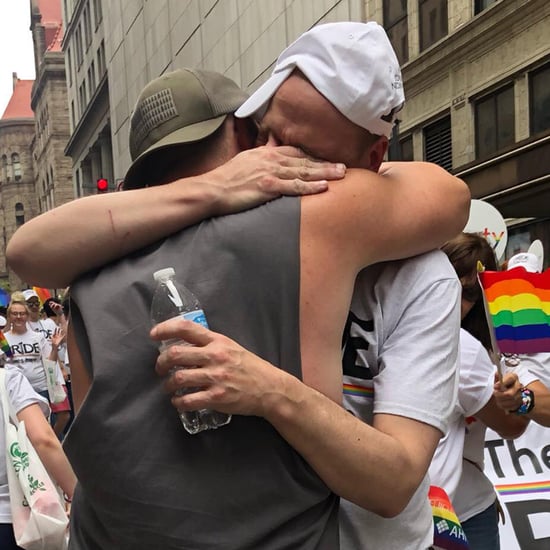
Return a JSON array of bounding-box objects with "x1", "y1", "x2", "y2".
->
[{"x1": 153, "y1": 267, "x2": 175, "y2": 282}]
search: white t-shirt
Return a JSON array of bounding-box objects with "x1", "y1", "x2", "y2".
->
[
  {"x1": 3, "y1": 329, "x2": 64, "y2": 392},
  {"x1": 517, "y1": 352, "x2": 550, "y2": 387},
  {"x1": 0, "y1": 369, "x2": 49, "y2": 522},
  {"x1": 453, "y1": 357, "x2": 539, "y2": 522},
  {"x1": 340, "y1": 250, "x2": 461, "y2": 550},
  {"x1": 429, "y1": 329, "x2": 495, "y2": 502},
  {"x1": 29, "y1": 317, "x2": 67, "y2": 368},
  {"x1": 28, "y1": 318, "x2": 58, "y2": 342}
]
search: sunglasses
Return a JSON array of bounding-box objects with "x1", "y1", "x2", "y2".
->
[
  {"x1": 462, "y1": 281, "x2": 482, "y2": 303},
  {"x1": 26, "y1": 300, "x2": 40, "y2": 307}
]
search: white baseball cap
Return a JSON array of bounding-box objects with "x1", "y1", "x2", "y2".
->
[
  {"x1": 22, "y1": 289, "x2": 39, "y2": 301},
  {"x1": 507, "y1": 252, "x2": 540, "y2": 273},
  {"x1": 235, "y1": 21, "x2": 404, "y2": 138}
]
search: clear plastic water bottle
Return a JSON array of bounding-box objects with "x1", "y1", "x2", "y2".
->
[{"x1": 151, "y1": 267, "x2": 231, "y2": 434}]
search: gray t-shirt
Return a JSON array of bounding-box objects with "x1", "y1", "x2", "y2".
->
[
  {"x1": 340, "y1": 250, "x2": 461, "y2": 550},
  {"x1": 67, "y1": 197, "x2": 338, "y2": 550}
]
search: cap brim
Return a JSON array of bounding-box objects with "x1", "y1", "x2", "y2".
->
[
  {"x1": 123, "y1": 114, "x2": 227, "y2": 190},
  {"x1": 235, "y1": 66, "x2": 294, "y2": 120}
]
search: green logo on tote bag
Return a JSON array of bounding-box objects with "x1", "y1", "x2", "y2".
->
[{"x1": 10, "y1": 442, "x2": 29, "y2": 473}]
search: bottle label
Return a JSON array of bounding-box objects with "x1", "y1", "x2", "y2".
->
[{"x1": 181, "y1": 309, "x2": 209, "y2": 329}]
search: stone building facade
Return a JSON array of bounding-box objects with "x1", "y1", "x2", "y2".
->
[
  {"x1": 30, "y1": 0, "x2": 73, "y2": 214},
  {"x1": 62, "y1": 0, "x2": 114, "y2": 197},
  {"x1": 96, "y1": 0, "x2": 548, "y2": 265},
  {"x1": 0, "y1": 0, "x2": 74, "y2": 290},
  {"x1": 0, "y1": 77, "x2": 38, "y2": 290}
]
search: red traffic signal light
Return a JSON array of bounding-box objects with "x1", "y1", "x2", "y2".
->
[{"x1": 96, "y1": 178, "x2": 109, "y2": 193}]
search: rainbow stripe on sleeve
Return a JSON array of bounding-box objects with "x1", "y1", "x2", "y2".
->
[
  {"x1": 478, "y1": 267, "x2": 550, "y2": 354},
  {"x1": 429, "y1": 486, "x2": 469, "y2": 550}
]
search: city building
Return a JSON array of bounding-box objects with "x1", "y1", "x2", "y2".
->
[
  {"x1": 62, "y1": 0, "x2": 114, "y2": 196},
  {"x1": 381, "y1": 0, "x2": 550, "y2": 264},
  {"x1": 0, "y1": 76, "x2": 36, "y2": 290},
  {"x1": 99, "y1": 0, "x2": 548, "y2": 266},
  {"x1": 1, "y1": 0, "x2": 547, "y2": 289},
  {"x1": 30, "y1": 0, "x2": 73, "y2": 217}
]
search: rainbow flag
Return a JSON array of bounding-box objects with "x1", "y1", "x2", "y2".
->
[
  {"x1": 0, "y1": 288, "x2": 9, "y2": 308},
  {"x1": 429, "y1": 486, "x2": 469, "y2": 549},
  {"x1": 0, "y1": 330, "x2": 12, "y2": 359},
  {"x1": 32, "y1": 286, "x2": 52, "y2": 304},
  {"x1": 478, "y1": 267, "x2": 550, "y2": 354}
]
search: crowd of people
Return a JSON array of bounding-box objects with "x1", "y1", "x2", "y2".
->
[{"x1": 0, "y1": 19, "x2": 549, "y2": 550}]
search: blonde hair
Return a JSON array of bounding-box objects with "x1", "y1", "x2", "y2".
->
[{"x1": 7, "y1": 291, "x2": 30, "y2": 317}]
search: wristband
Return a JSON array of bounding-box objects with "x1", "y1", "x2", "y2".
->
[
  {"x1": 511, "y1": 388, "x2": 535, "y2": 415},
  {"x1": 63, "y1": 492, "x2": 72, "y2": 503}
]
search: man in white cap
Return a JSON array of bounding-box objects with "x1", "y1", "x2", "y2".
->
[{"x1": 8, "y1": 22, "x2": 468, "y2": 549}]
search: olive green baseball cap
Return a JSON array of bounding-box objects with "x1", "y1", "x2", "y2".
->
[{"x1": 124, "y1": 68, "x2": 248, "y2": 189}]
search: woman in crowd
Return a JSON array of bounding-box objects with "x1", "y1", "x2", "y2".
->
[
  {"x1": 3, "y1": 294, "x2": 71, "y2": 438},
  {"x1": 0, "y1": 356, "x2": 76, "y2": 548},
  {"x1": 432, "y1": 233, "x2": 538, "y2": 550}
]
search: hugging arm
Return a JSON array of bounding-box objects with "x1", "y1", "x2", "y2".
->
[
  {"x1": 152, "y1": 273, "x2": 461, "y2": 517},
  {"x1": 7, "y1": 146, "x2": 344, "y2": 288}
]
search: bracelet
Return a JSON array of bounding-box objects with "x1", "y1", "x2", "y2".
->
[
  {"x1": 511, "y1": 388, "x2": 535, "y2": 415},
  {"x1": 63, "y1": 493, "x2": 72, "y2": 504}
]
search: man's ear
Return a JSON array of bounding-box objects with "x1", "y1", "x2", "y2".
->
[
  {"x1": 234, "y1": 116, "x2": 258, "y2": 151},
  {"x1": 368, "y1": 136, "x2": 389, "y2": 172}
]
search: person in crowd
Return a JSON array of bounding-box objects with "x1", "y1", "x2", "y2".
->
[
  {"x1": 7, "y1": 23, "x2": 470, "y2": 549},
  {"x1": 428, "y1": 233, "x2": 538, "y2": 550},
  {"x1": 22, "y1": 290, "x2": 57, "y2": 341},
  {"x1": 3, "y1": 294, "x2": 70, "y2": 439},
  {"x1": 0, "y1": 363, "x2": 76, "y2": 549},
  {"x1": 493, "y1": 251, "x2": 550, "y2": 427}
]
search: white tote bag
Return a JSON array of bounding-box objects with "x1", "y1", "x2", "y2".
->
[
  {"x1": 0, "y1": 371, "x2": 69, "y2": 550},
  {"x1": 42, "y1": 358, "x2": 66, "y2": 404}
]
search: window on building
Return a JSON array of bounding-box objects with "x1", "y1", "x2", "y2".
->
[
  {"x1": 88, "y1": 61, "x2": 96, "y2": 95},
  {"x1": 530, "y1": 64, "x2": 550, "y2": 136},
  {"x1": 84, "y1": 4, "x2": 92, "y2": 48},
  {"x1": 97, "y1": 40, "x2": 106, "y2": 77},
  {"x1": 67, "y1": 48, "x2": 73, "y2": 86},
  {"x1": 75, "y1": 24, "x2": 84, "y2": 66},
  {"x1": 400, "y1": 135, "x2": 414, "y2": 161},
  {"x1": 11, "y1": 153, "x2": 21, "y2": 181},
  {"x1": 1, "y1": 155, "x2": 7, "y2": 182},
  {"x1": 383, "y1": 0, "x2": 408, "y2": 64},
  {"x1": 93, "y1": 0, "x2": 103, "y2": 28},
  {"x1": 79, "y1": 82, "x2": 87, "y2": 114},
  {"x1": 419, "y1": 0, "x2": 448, "y2": 51},
  {"x1": 474, "y1": 0, "x2": 498, "y2": 15},
  {"x1": 424, "y1": 116, "x2": 452, "y2": 171},
  {"x1": 475, "y1": 85, "x2": 514, "y2": 159},
  {"x1": 71, "y1": 100, "x2": 76, "y2": 129},
  {"x1": 388, "y1": 127, "x2": 413, "y2": 161},
  {"x1": 15, "y1": 203, "x2": 25, "y2": 227}
]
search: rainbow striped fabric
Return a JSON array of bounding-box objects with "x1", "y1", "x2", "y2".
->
[
  {"x1": 0, "y1": 330, "x2": 12, "y2": 359},
  {"x1": 32, "y1": 286, "x2": 52, "y2": 304},
  {"x1": 478, "y1": 267, "x2": 550, "y2": 354},
  {"x1": 429, "y1": 486, "x2": 469, "y2": 549}
]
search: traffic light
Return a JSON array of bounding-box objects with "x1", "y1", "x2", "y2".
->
[{"x1": 96, "y1": 178, "x2": 109, "y2": 193}]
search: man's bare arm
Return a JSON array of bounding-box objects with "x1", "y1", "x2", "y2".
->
[
  {"x1": 152, "y1": 319, "x2": 441, "y2": 516},
  {"x1": 7, "y1": 146, "x2": 344, "y2": 288},
  {"x1": 304, "y1": 162, "x2": 470, "y2": 272}
]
